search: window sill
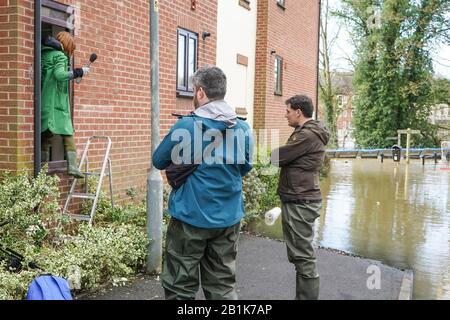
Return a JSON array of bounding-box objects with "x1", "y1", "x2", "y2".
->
[
  {"x1": 277, "y1": 2, "x2": 286, "y2": 10},
  {"x1": 44, "y1": 160, "x2": 67, "y2": 175},
  {"x1": 274, "y1": 91, "x2": 283, "y2": 96},
  {"x1": 239, "y1": 0, "x2": 251, "y2": 10},
  {"x1": 177, "y1": 90, "x2": 194, "y2": 98}
]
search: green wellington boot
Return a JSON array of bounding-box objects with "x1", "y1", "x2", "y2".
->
[
  {"x1": 295, "y1": 275, "x2": 320, "y2": 300},
  {"x1": 66, "y1": 151, "x2": 84, "y2": 179}
]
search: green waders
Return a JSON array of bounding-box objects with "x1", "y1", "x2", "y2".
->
[
  {"x1": 281, "y1": 201, "x2": 322, "y2": 300},
  {"x1": 161, "y1": 217, "x2": 240, "y2": 300},
  {"x1": 41, "y1": 131, "x2": 83, "y2": 178}
]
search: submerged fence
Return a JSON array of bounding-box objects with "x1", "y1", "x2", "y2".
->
[{"x1": 326, "y1": 146, "x2": 450, "y2": 165}]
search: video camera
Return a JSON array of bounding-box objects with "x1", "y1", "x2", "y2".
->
[{"x1": 0, "y1": 221, "x2": 42, "y2": 272}]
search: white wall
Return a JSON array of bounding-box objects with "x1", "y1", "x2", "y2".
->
[{"x1": 216, "y1": 0, "x2": 257, "y2": 127}]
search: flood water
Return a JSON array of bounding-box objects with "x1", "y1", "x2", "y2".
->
[{"x1": 251, "y1": 159, "x2": 449, "y2": 300}]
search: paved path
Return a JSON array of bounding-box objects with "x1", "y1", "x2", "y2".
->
[{"x1": 83, "y1": 233, "x2": 413, "y2": 300}]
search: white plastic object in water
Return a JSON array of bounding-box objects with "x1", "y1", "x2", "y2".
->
[{"x1": 265, "y1": 207, "x2": 281, "y2": 226}]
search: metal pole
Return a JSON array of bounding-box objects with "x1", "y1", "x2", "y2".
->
[
  {"x1": 406, "y1": 128, "x2": 411, "y2": 164},
  {"x1": 146, "y1": 0, "x2": 163, "y2": 274},
  {"x1": 34, "y1": 0, "x2": 42, "y2": 177},
  {"x1": 315, "y1": 0, "x2": 321, "y2": 121}
]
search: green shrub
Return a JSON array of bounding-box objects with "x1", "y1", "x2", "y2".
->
[
  {"x1": 26, "y1": 224, "x2": 148, "y2": 291},
  {"x1": 242, "y1": 163, "x2": 280, "y2": 226},
  {"x1": 0, "y1": 169, "x2": 149, "y2": 300},
  {"x1": 80, "y1": 177, "x2": 147, "y2": 227},
  {"x1": 0, "y1": 265, "x2": 36, "y2": 300},
  {"x1": 0, "y1": 223, "x2": 148, "y2": 299},
  {"x1": 0, "y1": 166, "x2": 61, "y2": 250}
]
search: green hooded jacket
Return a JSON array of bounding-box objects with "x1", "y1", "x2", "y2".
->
[{"x1": 41, "y1": 45, "x2": 73, "y2": 135}]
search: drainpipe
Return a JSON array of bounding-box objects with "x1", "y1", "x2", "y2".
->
[
  {"x1": 146, "y1": 0, "x2": 163, "y2": 274},
  {"x1": 315, "y1": 0, "x2": 321, "y2": 121},
  {"x1": 34, "y1": 0, "x2": 42, "y2": 177}
]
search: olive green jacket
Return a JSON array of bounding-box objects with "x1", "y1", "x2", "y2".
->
[{"x1": 41, "y1": 45, "x2": 73, "y2": 135}]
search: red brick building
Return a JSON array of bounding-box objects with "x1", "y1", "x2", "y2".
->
[
  {"x1": 254, "y1": 0, "x2": 320, "y2": 143},
  {"x1": 0, "y1": 0, "x2": 320, "y2": 203}
]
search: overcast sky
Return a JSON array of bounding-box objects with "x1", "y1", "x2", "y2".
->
[{"x1": 327, "y1": 0, "x2": 450, "y2": 80}]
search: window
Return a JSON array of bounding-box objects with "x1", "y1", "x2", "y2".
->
[
  {"x1": 41, "y1": 0, "x2": 75, "y2": 172},
  {"x1": 177, "y1": 28, "x2": 197, "y2": 96},
  {"x1": 274, "y1": 56, "x2": 283, "y2": 95},
  {"x1": 343, "y1": 95, "x2": 349, "y2": 105},
  {"x1": 337, "y1": 95, "x2": 343, "y2": 107},
  {"x1": 239, "y1": 0, "x2": 251, "y2": 10},
  {"x1": 277, "y1": 0, "x2": 286, "y2": 9}
]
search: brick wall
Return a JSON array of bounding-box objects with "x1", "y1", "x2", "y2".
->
[
  {"x1": 0, "y1": 0, "x2": 34, "y2": 172},
  {"x1": 0, "y1": 0, "x2": 217, "y2": 206},
  {"x1": 159, "y1": 0, "x2": 217, "y2": 138},
  {"x1": 54, "y1": 0, "x2": 152, "y2": 201},
  {"x1": 254, "y1": 0, "x2": 320, "y2": 144},
  {"x1": 254, "y1": 0, "x2": 268, "y2": 133},
  {"x1": 58, "y1": 0, "x2": 217, "y2": 201}
]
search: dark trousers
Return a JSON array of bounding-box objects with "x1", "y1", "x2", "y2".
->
[
  {"x1": 161, "y1": 217, "x2": 240, "y2": 300},
  {"x1": 41, "y1": 130, "x2": 76, "y2": 160},
  {"x1": 281, "y1": 201, "x2": 321, "y2": 300}
]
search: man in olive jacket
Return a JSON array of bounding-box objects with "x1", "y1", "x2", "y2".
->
[{"x1": 271, "y1": 94, "x2": 330, "y2": 300}]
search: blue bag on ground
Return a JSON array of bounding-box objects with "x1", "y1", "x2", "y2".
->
[{"x1": 26, "y1": 275, "x2": 73, "y2": 300}]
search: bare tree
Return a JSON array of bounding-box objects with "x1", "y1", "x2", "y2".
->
[{"x1": 319, "y1": 0, "x2": 341, "y2": 147}]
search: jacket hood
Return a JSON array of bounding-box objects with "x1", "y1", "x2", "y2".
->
[
  {"x1": 42, "y1": 36, "x2": 62, "y2": 52},
  {"x1": 300, "y1": 120, "x2": 330, "y2": 145},
  {"x1": 193, "y1": 100, "x2": 238, "y2": 130}
]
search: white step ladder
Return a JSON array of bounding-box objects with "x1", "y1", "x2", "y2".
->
[{"x1": 63, "y1": 136, "x2": 114, "y2": 226}]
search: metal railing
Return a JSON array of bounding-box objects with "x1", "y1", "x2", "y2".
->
[{"x1": 326, "y1": 147, "x2": 450, "y2": 165}]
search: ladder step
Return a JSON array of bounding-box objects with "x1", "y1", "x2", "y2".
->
[
  {"x1": 83, "y1": 172, "x2": 110, "y2": 176},
  {"x1": 67, "y1": 214, "x2": 91, "y2": 221},
  {"x1": 71, "y1": 192, "x2": 96, "y2": 199},
  {"x1": 62, "y1": 136, "x2": 113, "y2": 226}
]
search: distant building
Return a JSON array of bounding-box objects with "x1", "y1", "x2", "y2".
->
[
  {"x1": 319, "y1": 71, "x2": 355, "y2": 149},
  {"x1": 429, "y1": 103, "x2": 450, "y2": 141}
]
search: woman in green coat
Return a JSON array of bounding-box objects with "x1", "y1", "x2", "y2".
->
[{"x1": 41, "y1": 31, "x2": 89, "y2": 178}]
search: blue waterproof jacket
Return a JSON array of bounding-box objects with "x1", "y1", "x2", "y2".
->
[{"x1": 152, "y1": 100, "x2": 253, "y2": 228}]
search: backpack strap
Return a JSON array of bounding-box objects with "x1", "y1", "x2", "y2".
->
[
  {"x1": 171, "y1": 112, "x2": 195, "y2": 119},
  {"x1": 172, "y1": 113, "x2": 247, "y2": 121}
]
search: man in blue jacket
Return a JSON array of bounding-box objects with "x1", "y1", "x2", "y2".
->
[{"x1": 152, "y1": 66, "x2": 253, "y2": 300}]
